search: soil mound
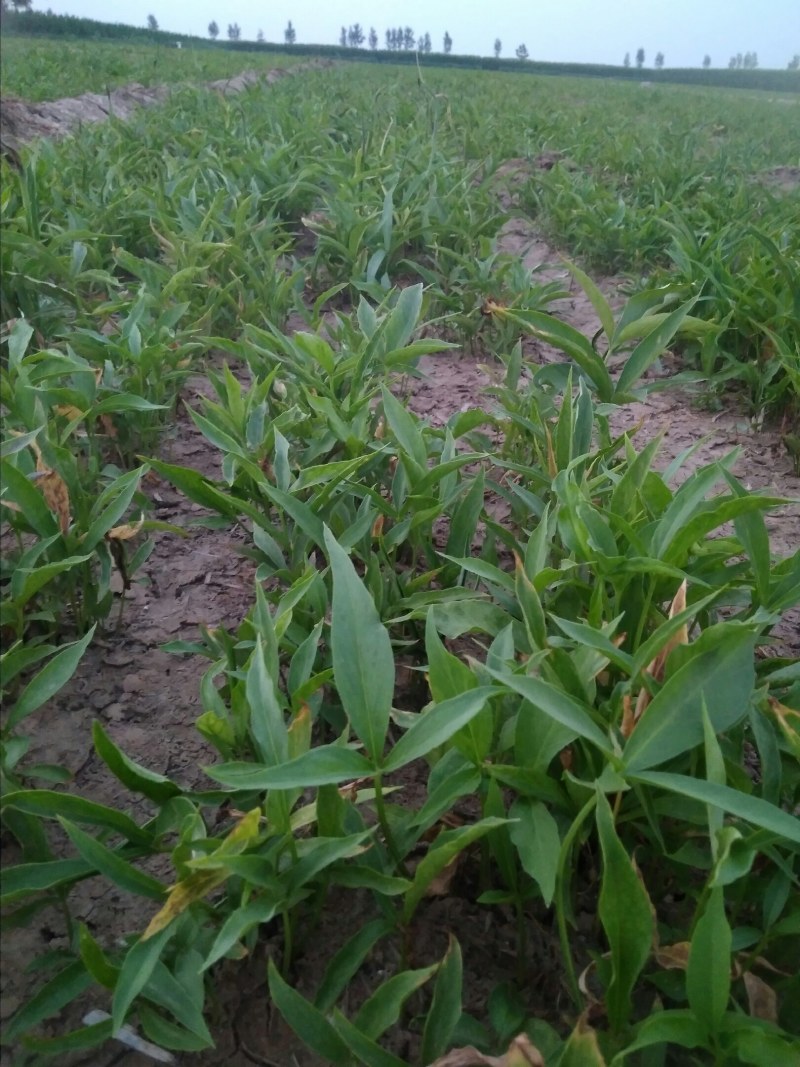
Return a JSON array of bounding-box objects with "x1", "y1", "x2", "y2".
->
[{"x1": 0, "y1": 60, "x2": 333, "y2": 161}]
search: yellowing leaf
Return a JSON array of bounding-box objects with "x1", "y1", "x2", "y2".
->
[
  {"x1": 54, "y1": 404, "x2": 85, "y2": 422},
  {"x1": 767, "y1": 698, "x2": 800, "y2": 758},
  {"x1": 141, "y1": 808, "x2": 261, "y2": 940},
  {"x1": 142, "y1": 868, "x2": 227, "y2": 940},
  {"x1": 107, "y1": 516, "x2": 145, "y2": 541}
]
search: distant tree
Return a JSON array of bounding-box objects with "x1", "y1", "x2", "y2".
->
[
  {"x1": 257, "y1": 29, "x2": 264, "y2": 43},
  {"x1": 635, "y1": 47, "x2": 645, "y2": 68},
  {"x1": 208, "y1": 20, "x2": 219, "y2": 39},
  {"x1": 369, "y1": 26, "x2": 378, "y2": 50},
  {"x1": 385, "y1": 28, "x2": 392, "y2": 49},
  {"x1": 494, "y1": 38, "x2": 502, "y2": 58},
  {"x1": 227, "y1": 22, "x2": 240, "y2": 40},
  {"x1": 703, "y1": 54, "x2": 711, "y2": 68},
  {"x1": 403, "y1": 26, "x2": 415, "y2": 50},
  {"x1": 339, "y1": 26, "x2": 347, "y2": 47},
  {"x1": 421, "y1": 32, "x2": 432, "y2": 53},
  {"x1": 443, "y1": 31, "x2": 453, "y2": 54},
  {"x1": 655, "y1": 52, "x2": 664, "y2": 69},
  {"x1": 743, "y1": 51, "x2": 758, "y2": 68},
  {"x1": 789, "y1": 54, "x2": 800, "y2": 70},
  {"x1": 147, "y1": 14, "x2": 158, "y2": 30},
  {"x1": 516, "y1": 43, "x2": 529, "y2": 61},
  {"x1": 284, "y1": 20, "x2": 296, "y2": 45},
  {"x1": 348, "y1": 23, "x2": 364, "y2": 47},
  {"x1": 736, "y1": 52, "x2": 744, "y2": 68},
  {"x1": 10, "y1": 0, "x2": 32, "y2": 9},
  {"x1": 623, "y1": 51, "x2": 630, "y2": 67}
]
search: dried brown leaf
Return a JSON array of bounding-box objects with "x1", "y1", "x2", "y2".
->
[
  {"x1": 38, "y1": 470, "x2": 71, "y2": 535},
  {"x1": 743, "y1": 971, "x2": 777, "y2": 1022},
  {"x1": 620, "y1": 693, "x2": 636, "y2": 739},
  {"x1": 629, "y1": 580, "x2": 690, "y2": 733},
  {"x1": 425, "y1": 854, "x2": 460, "y2": 897},
  {"x1": 98, "y1": 414, "x2": 118, "y2": 438},
  {"x1": 427, "y1": 1034, "x2": 544, "y2": 1067},
  {"x1": 655, "y1": 942, "x2": 691, "y2": 970}
]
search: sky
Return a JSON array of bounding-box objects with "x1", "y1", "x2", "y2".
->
[{"x1": 41, "y1": 0, "x2": 800, "y2": 69}]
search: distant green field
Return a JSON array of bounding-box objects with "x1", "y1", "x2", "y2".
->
[{"x1": 0, "y1": 35, "x2": 296, "y2": 101}]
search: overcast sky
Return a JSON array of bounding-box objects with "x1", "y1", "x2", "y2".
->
[{"x1": 43, "y1": 0, "x2": 799, "y2": 68}]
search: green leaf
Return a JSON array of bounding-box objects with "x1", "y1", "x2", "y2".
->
[
  {"x1": 380, "y1": 384, "x2": 427, "y2": 470},
  {"x1": 202, "y1": 895, "x2": 280, "y2": 972},
  {"x1": 508, "y1": 798, "x2": 560, "y2": 906},
  {"x1": 316, "y1": 919, "x2": 392, "y2": 1013},
  {"x1": 486, "y1": 668, "x2": 612, "y2": 756},
  {"x1": 138, "y1": 1004, "x2": 213, "y2": 1052},
  {"x1": 440, "y1": 554, "x2": 516, "y2": 592},
  {"x1": 421, "y1": 935, "x2": 463, "y2": 1064},
  {"x1": 687, "y1": 887, "x2": 731, "y2": 1036},
  {"x1": 623, "y1": 625, "x2": 757, "y2": 772},
  {"x1": 12, "y1": 555, "x2": 93, "y2": 608},
  {"x1": 246, "y1": 634, "x2": 289, "y2": 767},
  {"x1": 0, "y1": 857, "x2": 91, "y2": 903},
  {"x1": 92, "y1": 721, "x2": 181, "y2": 804},
  {"x1": 7, "y1": 626, "x2": 95, "y2": 730},
  {"x1": 1, "y1": 790, "x2": 152, "y2": 845},
  {"x1": 382, "y1": 688, "x2": 494, "y2": 772},
  {"x1": 21, "y1": 1019, "x2": 113, "y2": 1054},
  {"x1": 332, "y1": 1009, "x2": 409, "y2": 1067},
  {"x1": 207, "y1": 746, "x2": 373, "y2": 791},
  {"x1": 499, "y1": 308, "x2": 613, "y2": 400},
  {"x1": 425, "y1": 612, "x2": 477, "y2": 703},
  {"x1": 59, "y1": 818, "x2": 165, "y2": 900},
  {"x1": 5, "y1": 961, "x2": 94, "y2": 1042},
  {"x1": 609, "y1": 1010, "x2": 705, "y2": 1065},
  {"x1": 324, "y1": 525, "x2": 394, "y2": 763},
  {"x1": 268, "y1": 959, "x2": 351, "y2": 1065},
  {"x1": 596, "y1": 788, "x2": 654, "y2": 1034},
  {"x1": 565, "y1": 259, "x2": 616, "y2": 341},
  {"x1": 615, "y1": 297, "x2": 698, "y2": 396},
  {"x1": 112, "y1": 925, "x2": 176, "y2": 1034},
  {"x1": 0, "y1": 460, "x2": 58, "y2": 538},
  {"x1": 355, "y1": 964, "x2": 438, "y2": 1040},
  {"x1": 78, "y1": 923, "x2": 118, "y2": 988},
  {"x1": 629, "y1": 773, "x2": 800, "y2": 845},
  {"x1": 403, "y1": 818, "x2": 507, "y2": 922},
  {"x1": 83, "y1": 467, "x2": 144, "y2": 551}
]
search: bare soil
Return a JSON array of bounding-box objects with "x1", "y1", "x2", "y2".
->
[{"x1": 1, "y1": 98, "x2": 797, "y2": 1065}]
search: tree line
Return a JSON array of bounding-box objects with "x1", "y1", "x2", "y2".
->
[{"x1": 4, "y1": 9, "x2": 800, "y2": 88}]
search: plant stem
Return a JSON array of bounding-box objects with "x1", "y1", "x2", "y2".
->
[
  {"x1": 373, "y1": 773, "x2": 408, "y2": 877},
  {"x1": 555, "y1": 794, "x2": 597, "y2": 1008}
]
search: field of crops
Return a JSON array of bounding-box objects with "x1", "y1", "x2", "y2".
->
[
  {"x1": 1, "y1": 56, "x2": 799, "y2": 1067},
  {"x1": 0, "y1": 36, "x2": 297, "y2": 102}
]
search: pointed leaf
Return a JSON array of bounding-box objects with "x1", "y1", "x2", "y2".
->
[{"x1": 324, "y1": 526, "x2": 394, "y2": 762}]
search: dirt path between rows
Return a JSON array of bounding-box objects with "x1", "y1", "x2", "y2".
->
[{"x1": 412, "y1": 214, "x2": 799, "y2": 657}]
